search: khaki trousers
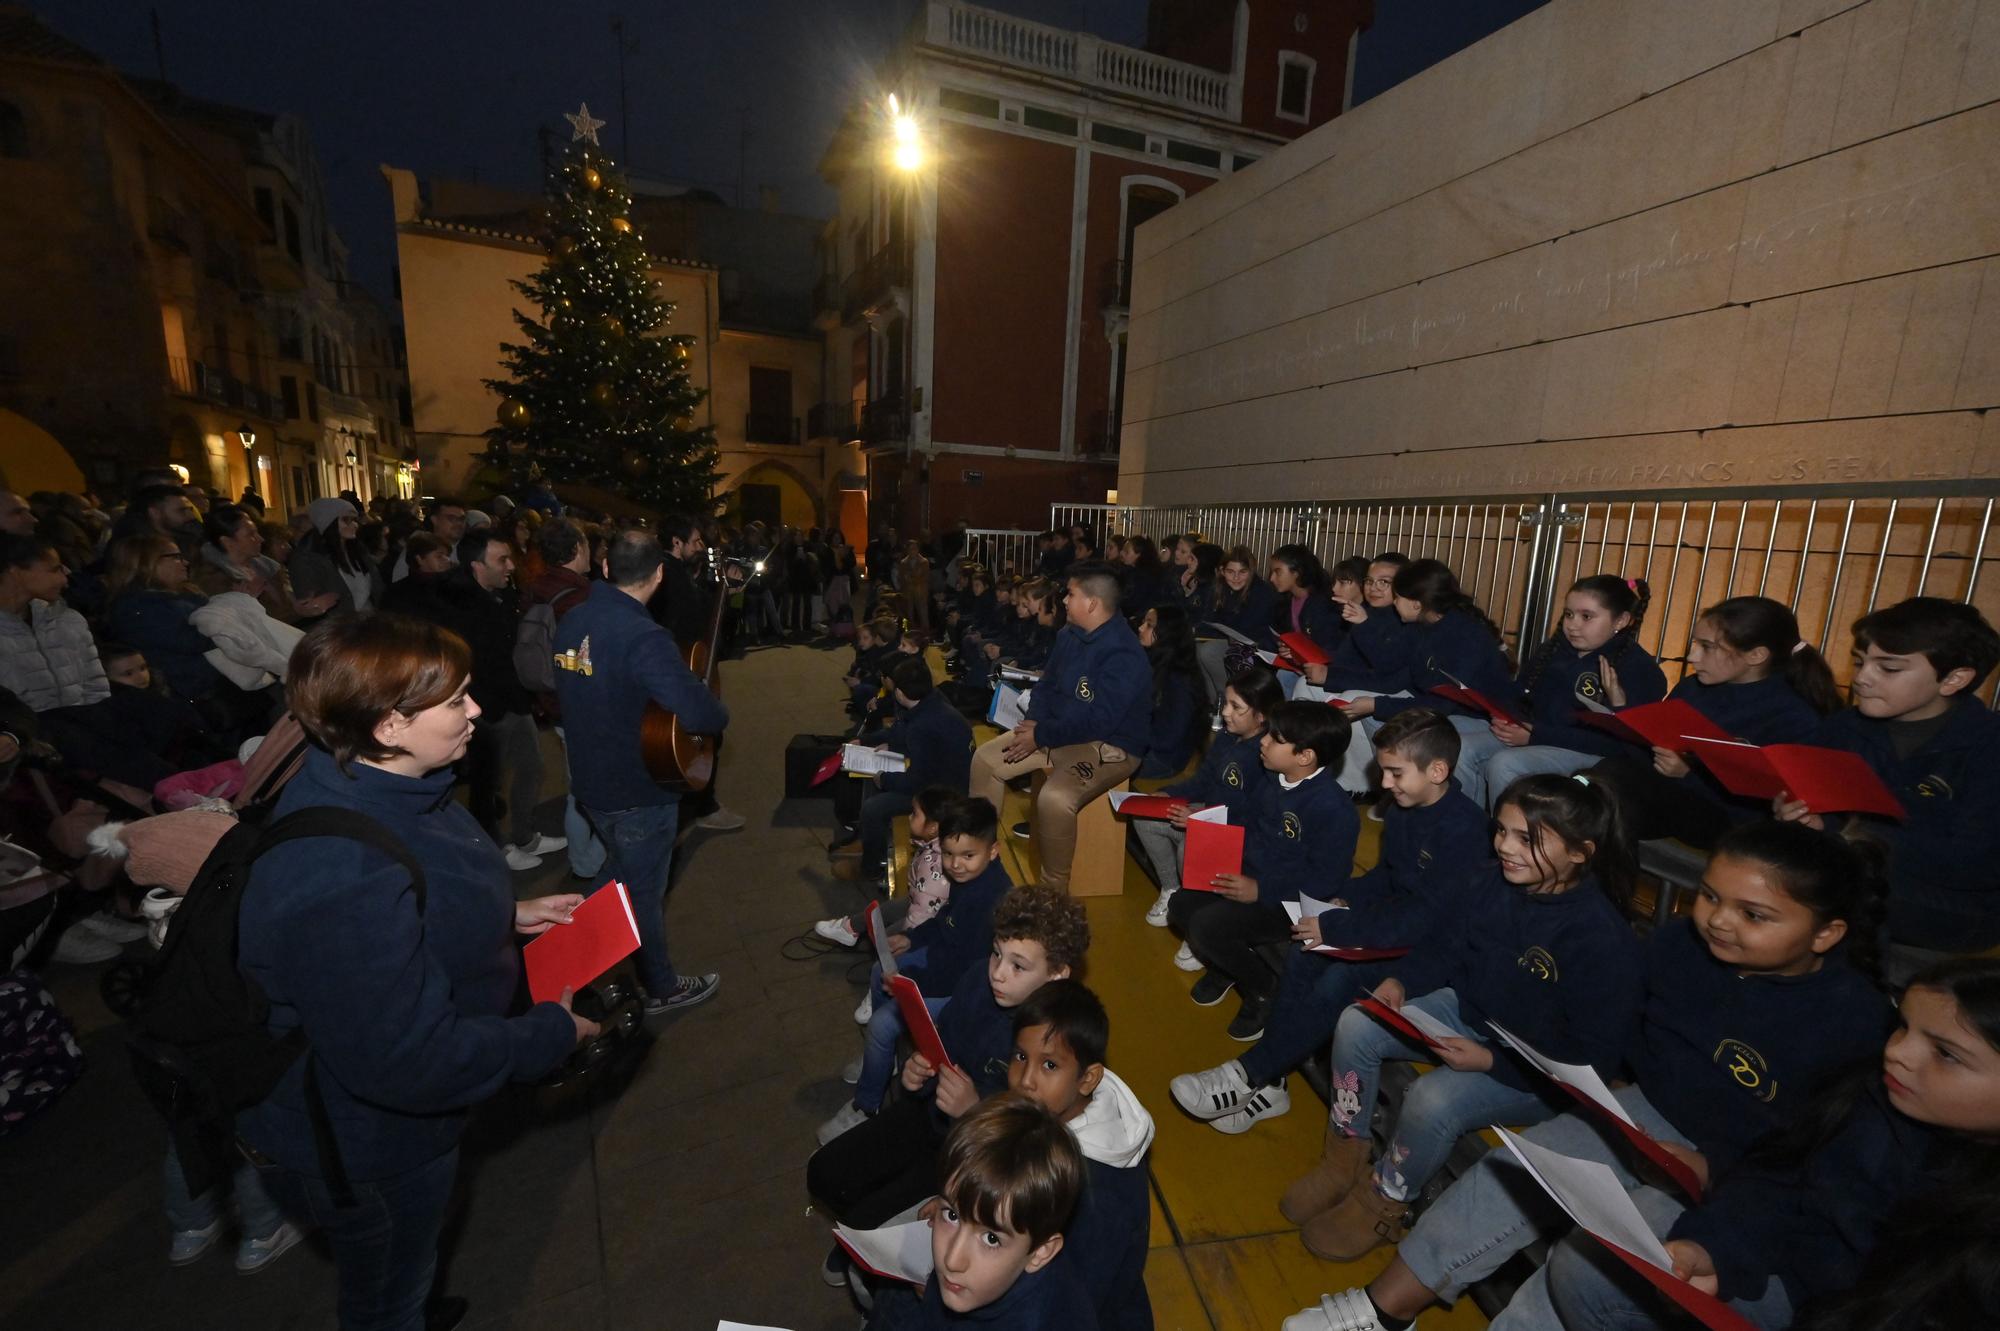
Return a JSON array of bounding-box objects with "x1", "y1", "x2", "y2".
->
[{"x1": 970, "y1": 734, "x2": 1139, "y2": 891}]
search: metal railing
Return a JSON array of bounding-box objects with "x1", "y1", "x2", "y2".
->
[
  {"x1": 745, "y1": 412, "x2": 801, "y2": 445},
  {"x1": 923, "y1": 0, "x2": 1234, "y2": 118},
  {"x1": 961, "y1": 528, "x2": 1041, "y2": 580},
  {"x1": 1058, "y1": 488, "x2": 2000, "y2": 703}
]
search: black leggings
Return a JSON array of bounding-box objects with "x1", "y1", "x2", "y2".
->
[
  {"x1": 805, "y1": 1095, "x2": 944, "y2": 1227},
  {"x1": 1168, "y1": 892, "x2": 1292, "y2": 1002},
  {"x1": 1586, "y1": 755, "x2": 1738, "y2": 849}
]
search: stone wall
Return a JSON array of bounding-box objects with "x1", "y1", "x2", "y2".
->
[{"x1": 1119, "y1": 0, "x2": 2000, "y2": 507}]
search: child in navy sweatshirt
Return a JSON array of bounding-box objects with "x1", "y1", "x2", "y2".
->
[
  {"x1": 845, "y1": 655, "x2": 977, "y2": 879},
  {"x1": 1453, "y1": 574, "x2": 1668, "y2": 809},
  {"x1": 1348, "y1": 559, "x2": 1514, "y2": 732},
  {"x1": 1286, "y1": 820, "x2": 1891, "y2": 1331},
  {"x1": 1289, "y1": 773, "x2": 1643, "y2": 1264},
  {"x1": 1134, "y1": 663, "x2": 1283, "y2": 929},
  {"x1": 1167, "y1": 700, "x2": 1359, "y2": 1042},
  {"x1": 1135, "y1": 604, "x2": 1206, "y2": 781},
  {"x1": 1588, "y1": 596, "x2": 1837, "y2": 849},
  {"x1": 1171, "y1": 709, "x2": 1492, "y2": 1136},
  {"x1": 1786, "y1": 597, "x2": 2000, "y2": 981},
  {"x1": 1523, "y1": 957, "x2": 2000, "y2": 1331},
  {"x1": 1267, "y1": 543, "x2": 1346, "y2": 659},
  {"x1": 1004, "y1": 981, "x2": 1154, "y2": 1331}
]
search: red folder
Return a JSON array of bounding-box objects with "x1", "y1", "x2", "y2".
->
[
  {"x1": 1355, "y1": 997, "x2": 1449, "y2": 1052},
  {"x1": 1548, "y1": 1082, "x2": 1704, "y2": 1202},
  {"x1": 1427, "y1": 683, "x2": 1523, "y2": 726},
  {"x1": 1682, "y1": 739, "x2": 1906, "y2": 818},
  {"x1": 1277, "y1": 631, "x2": 1330, "y2": 666},
  {"x1": 1180, "y1": 816, "x2": 1244, "y2": 892},
  {"x1": 1598, "y1": 1242, "x2": 1760, "y2": 1331},
  {"x1": 809, "y1": 751, "x2": 842, "y2": 788},
  {"x1": 1111, "y1": 794, "x2": 1184, "y2": 820},
  {"x1": 1574, "y1": 699, "x2": 1735, "y2": 751},
  {"x1": 523, "y1": 880, "x2": 641, "y2": 1004},
  {"x1": 887, "y1": 973, "x2": 953, "y2": 1071}
]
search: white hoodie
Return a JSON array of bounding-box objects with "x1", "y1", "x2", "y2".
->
[{"x1": 1070, "y1": 1066, "x2": 1155, "y2": 1168}]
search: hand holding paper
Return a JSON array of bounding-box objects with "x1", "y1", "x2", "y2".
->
[
  {"x1": 1427, "y1": 682, "x2": 1523, "y2": 725},
  {"x1": 523, "y1": 881, "x2": 641, "y2": 1004},
  {"x1": 1682, "y1": 739, "x2": 1904, "y2": 818},
  {"x1": 1181, "y1": 804, "x2": 1244, "y2": 893},
  {"x1": 833, "y1": 1219, "x2": 933, "y2": 1287}
]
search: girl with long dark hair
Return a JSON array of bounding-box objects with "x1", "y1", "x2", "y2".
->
[
  {"x1": 1135, "y1": 603, "x2": 1206, "y2": 781},
  {"x1": 1341, "y1": 559, "x2": 1512, "y2": 729},
  {"x1": 1267, "y1": 543, "x2": 1343, "y2": 661}
]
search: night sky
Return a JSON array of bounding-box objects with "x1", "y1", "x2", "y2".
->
[{"x1": 45, "y1": 0, "x2": 1544, "y2": 302}]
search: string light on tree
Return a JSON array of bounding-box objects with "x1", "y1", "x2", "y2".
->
[{"x1": 481, "y1": 103, "x2": 717, "y2": 513}]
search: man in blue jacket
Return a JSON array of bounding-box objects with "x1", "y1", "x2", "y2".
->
[
  {"x1": 969, "y1": 561, "x2": 1149, "y2": 891},
  {"x1": 553, "y1": 528, "x2": 730, "y2": 1015}
]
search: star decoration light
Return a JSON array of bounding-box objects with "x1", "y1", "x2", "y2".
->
[{"x1": 565, "y1": 102, "x2": 606, "y2": 145}]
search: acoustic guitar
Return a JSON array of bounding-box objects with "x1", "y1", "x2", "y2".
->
[{"x1": 639, "y1": 577, "x2": 726, "y2": 792}]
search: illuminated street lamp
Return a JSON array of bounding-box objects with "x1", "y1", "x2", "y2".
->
[{"x1": 887, "y1": 93, "x2": 923, "y2": 173}]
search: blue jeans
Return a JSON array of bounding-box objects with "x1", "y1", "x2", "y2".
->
[
  {"x1": 552, "y1": 728, "x2": 606, "y2": 880},
  {"x1": 587, "y1": 800, "x2": 682, "y2": 995},
  {"x1": 163, "y1": 1140, "x2": 285, "y2": 1238},
  {"x1": 1537, "y1": 1186, "x2": 1792, "y2": 1330},
  {"x1": 254, "y1": 1148, "x2": 459, "y2": 1331},
  {"x1": 856, "y1": 957, "x2": 942, "y2": 1115},
  {"x1": 1236, "y1": 947, "x2": 1391, "y2": 1087},
  {"x1": 1458, "y1": 727, "x2": 1601, "y2": 812},
  {"x1": 1326, "y1": 988, "x2": 1560, "y2": 1201}
]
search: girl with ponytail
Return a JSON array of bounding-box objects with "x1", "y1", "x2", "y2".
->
[
  {"x1": 1586, "y1": 595, "x2": 1834, "y2": 849},
  {"x1": 1452, "y1": 573, "x2": 1669, "y2": 809}
]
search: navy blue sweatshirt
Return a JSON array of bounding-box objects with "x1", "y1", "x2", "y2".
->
[
  {"x1": 864, "y1": 690, "x2": 975, "y2": 796},
  {"x1": 1271, "y1": 589, "x2": 1345, "y2": 656},
  {"x1": 906, "y1": 1255, "x2": 1100, "y2": 1329},
  {"x1": 1516, "y1": 634, "x2": 1668, "y2": 758},
  {"x1": 1027, "y1": 616, "x2": 1152, "y2": 756},
  {"x1": 1327, "y1": 603, "x2": 1411, "y2": 693},
  {"x1": 1400, "y1": 869, "x2": 1644, "y2": 1092},
  {"x1": 1209, "y1": 576, "x2": 1278, "y2": 639},
  {"x1": 1164, "y1": 728, "x2": 1267, "y2": 819},
  {"x1": 1630, "y1": 922, "x2": 1889, "y2": 1174},
  {"x1": 1144, "y1": 670, "x2": 1204, "y2": 777},
  {"x1": 1373, "y1": 610, "x2": 1515, "y2": 722},
  {"x1": 1671, "y1": 1080, "x2": 1951, "y2": 1307},
  {"x1": 1645, "y1": 673, "x2": 1826, "y2": 812},
  {"x1": 1321, "y1": 782, "x2": 1491, "y2": 945},
  {"x1": 902, "y1": 860, "x2": 1013, "y2": 999},
  {"x1": 1242, "y1": 768, "x2": 1359, "y2": 909},
  {"x1": 1814, "y1": 699, "x2": 2000, "y2": 949},
  {"x1": 1010, "y1": 621, "x2": 1057, "y2": 672},
  {"x1": 927, "y1": 962, "x2": 1020, "y2": 1101}
]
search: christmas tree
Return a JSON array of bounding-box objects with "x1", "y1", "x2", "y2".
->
[{"x1": 484, "y1": 103, "x2": 718, "y2": 513}]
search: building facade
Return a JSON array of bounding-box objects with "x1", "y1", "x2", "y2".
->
[{"x1": 817, "y1": 0, "x2": 1371, "y2": 537}]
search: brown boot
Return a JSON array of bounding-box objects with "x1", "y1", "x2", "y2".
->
[
  {"x1": 1278, "y1": 1128, "x2": 1372, "y2": 1224},
  {"x1": 829, "y1": 847, "x2": 864, "y2": 881},
  {"x1": 1300, "y1": 1180, "x2": 1412, "y2": 1261}
]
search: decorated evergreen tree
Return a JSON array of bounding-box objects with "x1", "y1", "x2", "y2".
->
[{"x1": 484, "y1": 103, "x2": 718, "y2": 513}]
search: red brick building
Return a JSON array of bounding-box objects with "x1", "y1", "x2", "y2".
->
[{"x1": 817, "y1": 0, "x2": 1371, "y2": 537}]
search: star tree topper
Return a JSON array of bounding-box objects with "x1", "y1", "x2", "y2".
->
[{"x1": 564, "y1": 101, "x2": 606, "y2": 145}]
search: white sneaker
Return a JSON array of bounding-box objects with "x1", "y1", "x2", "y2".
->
[
  {"x1": 51, "y1": 924, "x2": 123, "y2": 965},
  {"x1": 503, "y1": 845, "x2": 543, "y2": 871},
  {"x1": 1170, "y1": 1059, "x2": 1255, "y2": 1120},
  {"x1": 840, "y1": 1054, "x2": 863, "y2": 1084},
  {"x1": 1145, "y1": 888, "x2": 1175, "y2": 927},
  {"x1": 234, "y1": 1220, "x2": 305, "y2": 1273},
  {"x1": 167, "y1": 1219, "x2": 222, "y2": 1266},
  {"x1": 140, "y1": 889, "x2": 179, "y2": 950},
  {"x1": 815, "y1": 916, "x2": 861, "y2": 948},
  {"x1": 1211, "y1": 1080, "x2": 1292, "y2": 1135},
  {"x1": 695, "y1": 808, "x2": 747, "y2": 832},
  {"x1": 517, "y1": 833, "x2": 568, "y2": 856},
  {"x1": 817, "y1": 1100, "x2": 870, "y2": 1145},
  {"x1": 75, "y1": 913, "x2": 148, "y2": 944},
  {"x1": 853, "y1": 991, "x2": 873, "y2": 1024},
  {"x1": 1283, "y1": 1289, "x2": 1389, "y2": 1331},
  {"x1": 1172, "y1": 941, "x2": 1203, "y2": 972}
]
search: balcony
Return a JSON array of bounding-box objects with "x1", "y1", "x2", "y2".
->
[
  {"x1": 745, "y1": 412, "x2": 802, "y2": 445},
  {"x1": 808, "y1": 401, "x2": 859, "y2": 441},
  {"x1": 167, "y1": 356, "x2": 280, "y2": 420},
  {"x1": 860, "y1": 396, "x2": 909, "y2": 446},
  {"x1": 842, "y1": 245, "x2": 910, "y2": 325},
  {"x1": 922, "y1": 0, "x2": 1237, "y2": 119}
]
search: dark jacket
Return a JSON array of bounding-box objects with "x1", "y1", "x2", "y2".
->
[
  {"x1": 1271, "y1": 589, "x2": 1345, "y2": 656},
  {"x1": 1209, "y1": 576, "x2": 1277, "y2": 639},
  {"x1": 864, "y1": 689, "x2": 975, "y2": 796},
  {"x1": 1399, "y1": 868, "x2": 1644, "y2": 1093},
  {"x1": 238, "y1": 749, "x2": 575, "y2": 1181},
  {"x1": 103, "y1": 589, "x2": 226, "y2": 701},
  {"x1": 523, "y1": 566, "x2": 593, "y2": 719},
  {"x1": 1373, "y1": 610, "x2": 1515, "y2": 722},
  {"x1": 288, "y1": 544, "x2": 382, "y2": 618},
  {"x1": 1163, "y1": 728, "x2": 1266, "y2": 819},
  {"x1": 902, "y1": 859, "x2": 1012, "y2": 999},
  {"x1": 1321, "y1": 782, "x2": 1490, "y2": 944},
  {"x1": 1027, "y1": 616, "x2": 1152, "y2": 756},
  {"x1": 430, "y1": 569, "x2": 533, "y2": 717},
  {"x1": 1143, "y1": 669, "x2": 1205, "y2": 778},
  {"x1": 907, "y1": 1255, "x2": 1099, "y2": 1329},
  {"x1": 1814, "y1": 698, "x2": 2000, "y2": 949},
  {"x1": 380, "y1": 570, "x2": 450, "y2": 621},
  {"x1": 925, "y1": 961, "x2": 1020, "y2": 1102},
  {"x1": 552, "y1": 580, "x2": 729, "y2": 811},
  {"x1": 1645, "y1": 673, "x2": 1826, "y2": 813},
  {"x1": 1241, "y1": 768, "x2": 1359, "y2": 909},
  {"x1": 1630, "y1": 921, "x2": 1889, "y2": 1174},
  {"x1": 1516, "y1": 634, "x2": 1668, "y2": 758},
  {"x1": 1327, "y1": 603, "x2": 1411, "y2": 693}
]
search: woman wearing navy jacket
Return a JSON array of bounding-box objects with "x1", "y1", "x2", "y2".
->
[
  {"x1": 238, "y1": 614, "x2": 593, "y2": 1331},
  {"x1": 1345, "y1": 559, "x2": 1514, "y2": 731},
  {"x1": 1452, "y1": 575, "x2": 1668, "y2": 808}
]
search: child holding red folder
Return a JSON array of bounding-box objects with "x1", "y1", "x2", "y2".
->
[
  {"x1": 1285, "y1": 820, "x2": 1889, "y2": 1331},
  {"x1": 1285, "y1": 774, "x2": 1642, "y2": 1263},
  {"x1": 1340, "y1": 560, "x2": 1514, "y2": 734}
]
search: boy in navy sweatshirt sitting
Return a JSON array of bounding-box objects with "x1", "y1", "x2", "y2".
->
[
  {"x1": 1005, "y1": 980, "x2": 1155, "y2": 1331},
  {"x1": 842, "y1": 655, "x2": 976, "y2": 881},
  {"x1": 1783, "y1": 597, "x2": 2000, "y2": 983},
  {"x1": 1171, "y1": 708, "x2": 1489, "y2": 1133},
  {"x1": 1168, "y1": 700, "x2": 1360, "y2": 1041},
  {"x1": 808, "y1": 886, "x2": 1091, "y2": 1237},
  {"x1": 821, "y1": 797, "x2": 1015, "y2": 1145}
]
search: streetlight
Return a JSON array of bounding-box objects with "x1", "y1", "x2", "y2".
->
[
  {"x1": 235, "y1": 422, "x2": 256, "y2": 448},
  {"x1": 886, "y1": 93, "x2": 923, "y2": 173}
]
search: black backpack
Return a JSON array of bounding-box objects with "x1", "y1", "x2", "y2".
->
[{"x1": 126, "y1": 807, "x2": 424, "y2": 1202}]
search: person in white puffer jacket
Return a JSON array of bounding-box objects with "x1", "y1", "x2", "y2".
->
[{"x1": 0, "y1": 534, "x2": 107, "y2": 712}]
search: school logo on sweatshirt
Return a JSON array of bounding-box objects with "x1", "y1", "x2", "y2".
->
[
  {"x1": 1224, "y1": 762, "x2": 1243, "y2": 788},
  {"x1": 1517, "y1": 946, "x2": 1558, "y2": 981},
  {"x1": 1281, "y1": 811, "x2": 1302, "y2": 840},
  {"x1": 1915, "y1": 774, "x2": 1954, "y2": 800},
  {"x1": 1574, "y1": 671, "x2": 1605, "y2": 702},
  {"x1": 1075, "y1": 675, "x2": 1094, "y2": 701},
  {"x1": 1712, "y1": 1039, "x2": 1776, "y2": 1102}
]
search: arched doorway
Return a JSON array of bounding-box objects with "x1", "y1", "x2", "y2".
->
[{"x1": 730, "y1": 460, "x2": 824, "y2": 532}]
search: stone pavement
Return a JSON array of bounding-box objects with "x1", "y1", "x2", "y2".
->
[{"x1": 0, "y1": 643, "x2": 874, "y2": 1331}]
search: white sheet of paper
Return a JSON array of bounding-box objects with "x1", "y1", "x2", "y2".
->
[
  {"x1": 1488, "y1": 1021, "x2": 1635, "y2": 1127},
  {"x1": 988, "y1": 682, "x2": 1030, "y2": 729},
  {"x1": 1255, "y1": 650, "x2": 1279, "y2": 665},
  {"x1": 834, "y1": 1218, "x2": 934, "y2": 1285},
  {"x1": 1188, "y1": 804, "x2": 1228, "y2": 825},
  {"x1": 998, "y1": 665, "x2": 1042, "y2": 683},
  {"x1": 1495, "y1": 1128, "x2": 1673, "y2": 1270},
  {"x1": 866, "y1": 901, "x2": 898, "y2": 981},
  {"x1": 716, "y1": 1322, "x2": 793, "y2": 1330},
  {"x1": 1201, "y1": 621, "x2": 1256, "y2": 645},
  {"x1": 841, "y1": 743, "x2": 909, "y2": 776},
  {"x1": 1281, "y1": 894, "x2": 1338, "y2": 926},
  {"x1": 1369, "y1": 994, "x2": 1457, "y2": 1044}
]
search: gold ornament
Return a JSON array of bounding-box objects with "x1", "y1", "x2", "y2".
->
[
  {"x1": 670, "y1": 342, "x2": 691, "y2": 364},
  {"x1": 603, "y1": 316, "x2": 624, "y2": 337},
  {"x1": 673, "y1": 412, "x2": 695, "y2": 431},
  {"x1": 554, "y1": 236, "x2": 576, "y2": 257},
  {"x1": 497, "y1": 398, "x2": 531, "y2": 429},
  {"x1": 581, "y1": 166, "x2": 602, "y2": 190},
  {"x1": 588, "y1": 382, "x2": 615, "y2": 406},
  {"x1": 610, "y1": 217, "x2": 631, "y2": 233}
]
